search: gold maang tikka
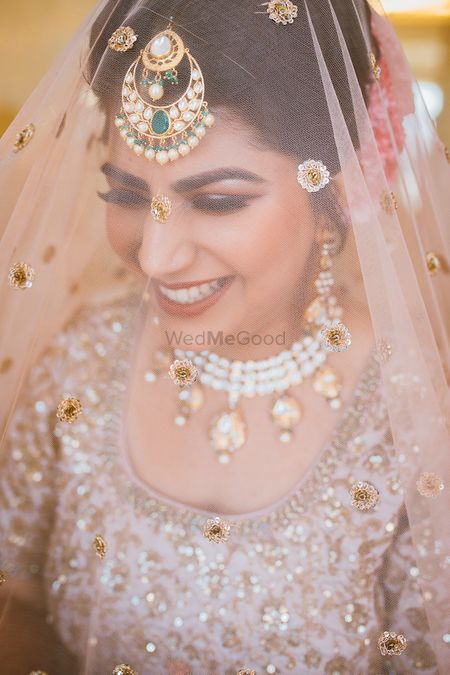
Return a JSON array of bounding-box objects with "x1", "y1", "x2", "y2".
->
[{"x1": 115, "y1": 23, "x2": 215, "y2": 165}]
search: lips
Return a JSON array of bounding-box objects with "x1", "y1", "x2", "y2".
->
[{"x1": 152, "y1": 275, "x2": 234, "y2": 317}]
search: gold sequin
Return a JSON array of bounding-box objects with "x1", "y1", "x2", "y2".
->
[
  {"x1": 297, "y1": 159, "x2": 330, "y2": 192},
  {"x1": 380, "y1": 190, "x2": 398, "y2": 214},
  {"x1": 237, "y1": 670, "x2": 256, "y2": 675},
  {"x1": 168, "y1": 359, "x2": 198, "y2": 387},
  {"x1": 349, "y1": 481, "x2": 379, "y2": 511},
  {"x1": 0, "y1": 569, "x2": 6, "y2": 585},
  {"x1": 93, "y1": 534, "x2": 107, "y2": 559},
  {"x1": 8, "y1": 262, "x2": 35, "y2": 289},
  {"x1": 151, "y1": 195, "x2": 172, "y2": 223},
  {"x1": 266, "y1": 1, "x2": 298, "y2": 25},
  {"x1": 56, "y1": 396, "x2": 83, "y2": 423},
  {"x1": 378, "y1": 631, "x2": 407, "y2": 656},
  {"x1": 112, "y1": 666, "x2": 138, "y2": 675},
  {"x1": 376, "y1": 338, "x2": 393, "y2": 363},
  {"x1": 202, "y1": 516, "x2": 231, "y2": 543},
  {"x1": 0, "y1": 357, "x2": 13, "y2": 374},
  {"x1": 13, "y1": 123, "x2": 35, "y2": 152},
  {"x1": 319, "y1": 320, "x2": 352, "y2": 352},
  {"x1": 108, "y1": 26, "x2": 138, "y2": 52},
  {"x1": 369, "y1": 52, "x2": 381, "y2": 79},
  {"x1": 426, "y1": 251, "x2": 442, "y2": 276},
  {"x1": 416, "y1": 472, "x2": 444, "y2": 499}
]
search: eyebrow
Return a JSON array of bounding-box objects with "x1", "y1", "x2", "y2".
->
[
  {"x1": 101, "y1": 162, "x2": 266, "y2": 194},
  {"x1": 171, "y1": 168, "x2": 267, "y2": 192},
  {"x1": 101, "y1": 162, "x2": 149, "y2": 192}
]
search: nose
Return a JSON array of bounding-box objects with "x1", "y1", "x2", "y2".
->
[{"x1": 138, "y1": 211, "x2": 197, "y2": 279}]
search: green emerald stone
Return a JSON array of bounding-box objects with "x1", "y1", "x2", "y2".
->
[{"x1": 151, "y1": 110, "x2": 170, "y2": 135}]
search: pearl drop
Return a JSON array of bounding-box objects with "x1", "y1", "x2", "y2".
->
[
  {"x1": 129, "y1": 91, "x2": 138, "y2": 101},
  {"x1": 129, "y1": 114, "x2": 140, "y2": 124},
  {"x1": 133, "y1": 144, "x2": 144, "y2": 156},
  {"x1": 126, "y1": 136, "x2": 135, "y2": 147},
  {"x1": 137, "y1": 122, "x2": 148, "y2": 132},
  {"x1": 182, "y1": 111, "x2": 194, "y2": 122},
  {"x1": 194, "y1": 125, "x2": 206, "y2": 138},
  {"x1": 145, "y1": 148, "x2": 155, "y2": 160},
  {"x1": 192, "y1": 69, "x2": 200, "y2": 80},
  {"x1": 125, "y1": 73, "x2": 133, "y2": 84},
  {"x1": 193, "y1": 82, "x2": 203, "y2": 94},
  {"x1": 178, "y1": 143, "x2": 190, "y2": 156},
  {"x1": 189, "y1": 99, "x2": 201, "y2": 111},
  {"x1": 169, "y1": 106, "x2": 179, "y2": 118},
  {"x1": 143, "y1": 108, "x2": 152, "y2": 120},
  {"x1": 173, "y1": 120, "x2": 185, "y2": 132},
  {"x1": 120, "y1": 128, "x2": 128, "y2": 138},
  {"x1": 156, "y1": 150, "x2": 169, "y2": 165},
  {"x1": 178, "y1": 99, "x2": 188, "y2": 111},
  {"x1": 186, "y1": 88, "x2": 195, "y2": 100},
  {"x1": 187, "y1": 136, "x2": 199, "y2": 148},
  {"x1": 149, "y1": 83, "x2": 164, "y2": 101},
  {"x1": 204, "y1": 113, "x2": 215, "y2": 128},
  {"x1": 168, "y1": 148, "x2": 179, "y2": 161},
  {"x1": 123, "y1": 102, "x2": 134, "y2": 113},
  {"x1": 114, "y1": 117, "x2": 123, "y2": 128},
  {"x1": 122, "y1": 86, "x2": 130, "y2": 97},
  {"x1": 135, "y1": 101, "x2": 144, "y2": 112}
]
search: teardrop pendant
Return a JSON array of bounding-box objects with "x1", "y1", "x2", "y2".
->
[
  {"x1": 271, "y1": 394, "x2": 302, "y2": 443},
  {"x1": 209, "y1": 408, "x2": 247, "y2": 464}
]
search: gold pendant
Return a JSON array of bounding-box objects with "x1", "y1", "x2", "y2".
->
[{"x1": 209, "y1": 408, "x2": 247, "y2": 464}]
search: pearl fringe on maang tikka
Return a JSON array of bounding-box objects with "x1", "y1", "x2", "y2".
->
[{"x1": 114, "y1": 23, "x2": 215, "y2": 165}]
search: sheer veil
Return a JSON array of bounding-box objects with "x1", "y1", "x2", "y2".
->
[{"x1": 0, "y1": 1, "x2": 449, "y2": 673}]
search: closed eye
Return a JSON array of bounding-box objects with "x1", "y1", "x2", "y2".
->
[
  {"x1": 190, "y1": 194, "x2": 254, "y2": 213},
  {"x1": 97, "y1": 188, "x2": 151, "y2": 208}
]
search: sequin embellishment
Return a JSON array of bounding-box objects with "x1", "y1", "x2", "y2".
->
[
  {"x1": 297, "y1": 159, "x2": 330, "y2": 192},
  {"x1": 416, "y1": 472, "x2": 444, "y2": 499},
  {"x1": 13, "y1": 123, "x2": 35, "y2": 152},
  {"x1": 376, "y1": 338, "x2": 393, "y2": 363},
  {"x1": 93, "y1": 534, "x2": 107, "y2": 559},
  {"x1": 56, "y1": 396, "x2": 83, "y2": 423},
  {"x1": 266, "y1": 1, "x2": 298, "y2": 25},
  {"x1": 349, "y1": 481, "x2": 379, "y2": 511},
  {"x1": 112, "y1": 666, "x2": 138, "y2": 675},
  {"x1": 319, "y1": 320, "x2": 352, "y2": 352},
  {"x1": 108, "y1": 26, "x2": 138, "y2": 52},
  {"x1": 369, "y1": 52, "x2": 381, "y2": 80},
  {"x1": 151, "y1": 195, "x2": 172, "y2": 223},
  {"x1": 202, "y1": 516, "x2": 232, "y2": 543},
  {"x1": 168, "y1": 359, "x2": 198, "y2": 387},
  {"x1": 0, "y1": 570, "x2": 6, "y2": 585},
  {"x1": 237, "y1": 670, "x2": 257, "y2": 675},
  {"x1": 378, "y1": 631, "x2": 407, "y2": 656},
  {"x1": 8, "y1": 262, "x2": 35, "y2": 289},
  {"x1": 380, "y1": 190, "x2": 398, "y2": 214},
  {"x1": 426, "y1": 251, "x2": 442, "y2": 276}
]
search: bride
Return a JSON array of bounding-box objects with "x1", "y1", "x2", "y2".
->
[{"x1": 0, "y1": 1, "x2": 449, "y2": 673}]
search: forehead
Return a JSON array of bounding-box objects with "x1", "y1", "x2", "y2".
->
[{"x1": 107, "y1": 107, "x2": 296, "y2": 186}]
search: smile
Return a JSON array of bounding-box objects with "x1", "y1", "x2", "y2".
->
[{"x1": 152, "y1": 275, "x2": 234, "y2": 317}]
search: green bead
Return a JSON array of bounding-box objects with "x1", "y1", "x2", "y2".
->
[{"x1": 151, "y1": 110, "x2": 170, "y2": 135}]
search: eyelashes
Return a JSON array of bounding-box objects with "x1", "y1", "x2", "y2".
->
[
  {"x1": 98, "y1": 189, "x2": 252, "y2": 213},
  {"x1": 97, "y1": 188, "x2": 151, "y2": 207}
]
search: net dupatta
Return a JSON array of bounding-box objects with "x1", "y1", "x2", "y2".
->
[{"x1": 0, "y1": 0, "x2": 449, "y2": 673}]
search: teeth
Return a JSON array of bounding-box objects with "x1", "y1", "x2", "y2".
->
[{"x1": 159, "y1": 279, "x2": 223, "y2": 304}]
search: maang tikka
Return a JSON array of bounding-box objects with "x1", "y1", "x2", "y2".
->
[{"x1": 115, "y1": 22, "x2": 215, "y2": 165}]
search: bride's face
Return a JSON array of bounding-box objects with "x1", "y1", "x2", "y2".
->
[{"x1": 102, "y1": 110, "x2": 318, "y2": 354}]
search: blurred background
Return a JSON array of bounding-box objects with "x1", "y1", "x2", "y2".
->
[{"x1": 0, "y1": 0, "x2": 449, "y2": 144}]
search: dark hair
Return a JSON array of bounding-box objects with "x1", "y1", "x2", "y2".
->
[{"x1": 87, "y1": 0, "x2": 379, "y2": 178}]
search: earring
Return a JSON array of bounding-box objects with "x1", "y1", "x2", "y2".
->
[{"x1": 304, "y1": 228, "x2": 344, "y2": 409}]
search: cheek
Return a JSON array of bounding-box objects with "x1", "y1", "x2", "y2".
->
[
  {"x1": 105, "y1": 210, "x2": 144, "y2": 271},
  {"x1": 217, "y1": 196, "x2": 315, "y2": 288}
]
